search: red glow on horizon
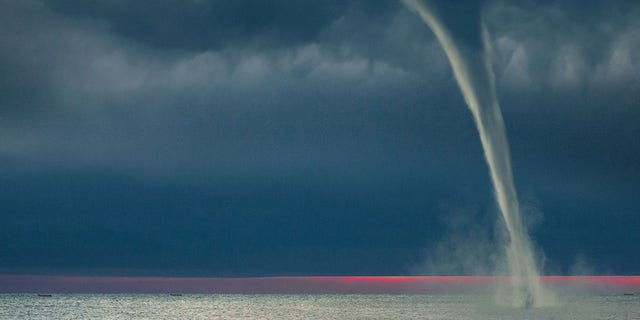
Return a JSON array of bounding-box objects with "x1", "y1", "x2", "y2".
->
[
  {"x1": 1, "y1": 275, "x2": 639, "y2": 294},
  {"x1": 306, "y1": 276, "x2": 500, "y2": 284}
]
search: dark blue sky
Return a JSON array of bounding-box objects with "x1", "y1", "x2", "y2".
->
[{"x1": 0, "y1": 0, "x2": 639, "y2": 276}]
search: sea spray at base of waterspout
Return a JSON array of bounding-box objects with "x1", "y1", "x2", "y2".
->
[{"x1": 403, "y1": 0, "x2": 553, "y2": 307}]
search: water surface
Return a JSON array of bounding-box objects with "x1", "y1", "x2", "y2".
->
[{"x1": 1, "y1": 293, "x2": 638, "y2": 319}]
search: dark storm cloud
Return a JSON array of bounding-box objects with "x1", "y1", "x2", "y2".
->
[
  {"x1": 0, "y1": 0, "x2": 454, "y2": 178},
  {"x1": 40, "y1": 0, "x2": 399, "y2": 51},
  {"x1": 0, "y1": 0, "x2": 63, "y2": 116},
  {"x1": 0, "y1": 0, "x2": 639, "y2": 276}
]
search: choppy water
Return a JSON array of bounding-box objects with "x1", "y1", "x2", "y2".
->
[{"x1": 0, "y1": 293, "x2": 638, "y2": 319}]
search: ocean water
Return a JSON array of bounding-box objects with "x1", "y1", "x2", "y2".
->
[{"x1": 0, "y1": 293, "x2": 638, "y2": 320}]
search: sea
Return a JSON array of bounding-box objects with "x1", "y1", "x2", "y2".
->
[{"x1": 1, "y1": 293, "x2": 638, "y2": 320}]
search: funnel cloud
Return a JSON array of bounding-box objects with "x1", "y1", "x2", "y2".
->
[{"x1": 403, "y1": 0, "x2": 553, "y2": 306}]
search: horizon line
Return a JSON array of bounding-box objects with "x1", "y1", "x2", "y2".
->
[{"x1": 2, "y1": 275, "x2": 639, "y2": 294}]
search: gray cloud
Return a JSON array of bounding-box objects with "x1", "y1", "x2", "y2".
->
[
  {"x1": 0, "y1": 0, "x2": 453, "y2": 179},
  {"x1": 488, "y1": 0, "x2": 640, "y2": 92},
  {"x1": 1, "y1": 0, "x2": 638, "y2": 189}
]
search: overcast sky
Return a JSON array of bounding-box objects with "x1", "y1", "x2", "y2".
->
[{"x1": 1, "y1": 0, "x2": 639, "y2": 277}]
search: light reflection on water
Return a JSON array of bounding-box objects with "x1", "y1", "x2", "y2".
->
[{"x1": 0, "y1": 293, "x2": 637, "y2": 319}]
